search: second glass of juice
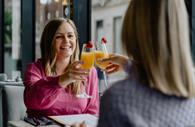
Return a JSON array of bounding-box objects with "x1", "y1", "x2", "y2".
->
[
  {"x1": 94, "y1": 50, "x2": 110, "y2": 70},
  {"x1": 94, "y1": 41, "x2": 110, "y2": 70}
]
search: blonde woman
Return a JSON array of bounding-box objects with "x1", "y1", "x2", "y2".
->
[
  {"x1": 97, "y1": 0, "x2": 195, "y2": 126},
  {"x1": 23, "y1": 18, "x2": 99, "y2": 119}
]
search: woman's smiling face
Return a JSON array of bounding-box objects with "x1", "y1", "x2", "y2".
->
[{"x1": 54, "y1": 22, "x2": 77, "y2": 59}]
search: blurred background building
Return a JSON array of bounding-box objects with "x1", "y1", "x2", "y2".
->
[{"x1": 92, "y1": 0, "x2": 130, "y2": 54}]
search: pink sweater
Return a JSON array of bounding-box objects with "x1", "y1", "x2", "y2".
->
[{"x1": 23, "y1": 59, "x2": 99, "y2": 117}]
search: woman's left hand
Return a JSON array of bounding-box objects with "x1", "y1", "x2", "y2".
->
[{"x1": 98, "y1": 54, "x2": 129, "y2": 74}]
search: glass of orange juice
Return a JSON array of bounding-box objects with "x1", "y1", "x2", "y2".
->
[
  {"x1": 94, "y1": 37, "x2": 109, "y2": 89},
  {"x1": 81, "y1": 45, "x2": 95, "y2": 70},
  {"x1": 94, "y1": 50, "x2": 110, "y2": 70},
  {"x1": 76, "y1": 43, "x2": 94, "y2": 98}
]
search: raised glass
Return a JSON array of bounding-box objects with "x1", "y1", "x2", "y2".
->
[
  {"x1": 94, "y1": 38, "x2": 109, "y2": 92},
  {"x1": 76, "y1": 43, "x2": 95, "y2": 98}
]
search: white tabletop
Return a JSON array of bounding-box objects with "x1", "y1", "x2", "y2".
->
[{"x1": 49, "y1": 114, "x2": 98, "y2": 127}]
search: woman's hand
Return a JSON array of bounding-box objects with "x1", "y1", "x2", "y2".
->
[
  {"x1": 59, "y1": 61, "x2": 90, "y2": 88},
  {"x1": 99, "y1": 54, "x2": 129, "y2": 74}
]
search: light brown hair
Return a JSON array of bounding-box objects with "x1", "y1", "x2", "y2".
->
[
  {"x1": 40, "y1": 18, "x2": 80, "y2": 94},
  {"x1": 122, "y1": 0, "x2": 195, "y2": 98}
]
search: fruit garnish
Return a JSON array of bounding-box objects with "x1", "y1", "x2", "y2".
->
[
  {"x1": 86, "y1": 41, "x2": 93, "y2": 48},
  {"x1": 101, "y1": 37, "x2": 107, "y2": 44}
]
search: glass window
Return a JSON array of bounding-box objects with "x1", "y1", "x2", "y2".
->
[
  {"x1": 113, "y1": 16, "x2": 123, "y2": 54},
  {"x1": 96, "y1": 20, "x2": 104, "y2": 42},
  {"x1": 4, "y1": 0, "x2": 22, "y2": 79},
  {"x1": 92, "y1": 0, "x2": 130, "y2": 54}
]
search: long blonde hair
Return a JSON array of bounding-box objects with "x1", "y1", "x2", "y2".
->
[
  {"x1": 40, "y1": 18, "x2": 81, "y2": 95},
  {"x1": 122, "y1": 0, "x2": 195, "y2": 98}
]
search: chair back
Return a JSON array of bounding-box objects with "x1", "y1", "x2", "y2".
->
[{"x1": 1, "y1": 84, "x2": 26, "y2": 127}]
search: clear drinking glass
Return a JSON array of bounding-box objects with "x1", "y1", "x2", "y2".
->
[
  {"x1": 76, "y1": 43, "x2": 95, "y2": 98},
  {"x1": 94, "y1": 39, "x2": 109, "y2": 91}
]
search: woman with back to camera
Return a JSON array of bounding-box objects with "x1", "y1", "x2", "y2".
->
[
  {"x1": 23, "y1": 18, "x2": 99, "y2": 118},
  {"x1": 96, "y1": 0, "x2": 195, "y2": 126}
]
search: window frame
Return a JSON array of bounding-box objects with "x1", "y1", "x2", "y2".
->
[{"x1": 0, "y1": 0, "x2": 4, "y2": 72}]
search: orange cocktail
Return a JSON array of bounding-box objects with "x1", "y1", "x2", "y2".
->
[
  {"x1": 94, "y1": 51, "x2": 110, "y2": 70},
  {"x1": 81, "y1": 52, "x2": 95, "y2": 69}
]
